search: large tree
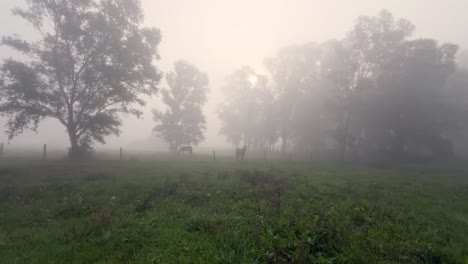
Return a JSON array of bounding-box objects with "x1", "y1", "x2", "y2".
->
[
  {"x1": 368, "y1": 39, "x2": 458, "y2": 161},
  {"x1": 0, "y1": 0, "x2": 162, "y2": 158},
  {"x1": 153, "y1": 61, "x2": 209, "y2": 152},
  {"x1": 330, "y1": 10, "x2": 415, "y2": 161}
]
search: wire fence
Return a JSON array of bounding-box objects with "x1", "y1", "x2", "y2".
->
[{"x1": 0, "y1": 143, "x2": 336, "y2": 163}]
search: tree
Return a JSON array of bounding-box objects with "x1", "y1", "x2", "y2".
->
[
  {"x1": 444, "y1": 60, "x2": 468, "y2": 157},
  {"x1": 0, "y1": 0, "x2": 162, "y2": 158},
  {"x1": 331, "y1": 35, "x2": 458, "y2": 162},
  {"x1": 371, "y1": 39, "x2": 458, "y2": 161},
  {"x1": 262, "y1": 96, "x2": 280, "y2": 151},
  {"x1": 153, "y1": 61, "x2": 209, "y2": 152},
  {"x1": 458, "y1": 50, "x2": 468, "y2": 69},
  {"x1": 218, "y1": 66, "x2": 272, "y2": 150},
  {"x1": 262, "y1": 10, "x2": 461, "y2": 162},
  {"x1": 331, "y1": 10, "x2": 415, "y2": 161},
  {"x1": 265, "y1": 43, "x2": 323, "y2": 153}
]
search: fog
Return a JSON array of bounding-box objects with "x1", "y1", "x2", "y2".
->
[{"x1": 1, "y1": 0, "x2": 468, "y2": 153}]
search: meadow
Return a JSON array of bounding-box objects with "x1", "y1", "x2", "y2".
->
[{"x1": 0, "y1": 156, "x2": 467, "y2": 264}]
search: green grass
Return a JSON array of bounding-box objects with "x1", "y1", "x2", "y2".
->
[{"x1": 0, "y1": 158, "x2": 467, "y2": 263}]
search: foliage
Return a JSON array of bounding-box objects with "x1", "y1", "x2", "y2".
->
[
  {"x1": 153, "y1": 61, "x2": 209, "y2": 152},
  {"x1": 0, "y1": 0, "x2": 162, "y2": 158},
  {"x1": 218, "y1": 66, "x2": 274, "y2": 149},
  {"x1": 219, "y1": 10, "x2": 465, "y2": 163},
  {"x1": 265, "y1": 43, "x2": 324, "y2": 153}
]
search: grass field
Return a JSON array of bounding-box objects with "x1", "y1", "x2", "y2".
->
[{"x1": 0, "y1": 157, "x2": 467, "y2": 263}]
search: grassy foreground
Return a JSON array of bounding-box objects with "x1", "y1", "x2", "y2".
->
[{"x1": 0, "y1": 158, "x2": 467, "y2": 263}]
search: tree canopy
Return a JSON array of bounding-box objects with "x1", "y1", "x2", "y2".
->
[
  {"x1": 153, "y1": 61, "x2": 209, "y2": 152},
  {"x1": 0, "y1": 0, "x2": 162, "y2": 158},
  {"x1": 218, "y1": 10, "x2": 465, "y2": 163},
  {"x1": 218, "y1": 66, "x2": 274, "y2": 150}
]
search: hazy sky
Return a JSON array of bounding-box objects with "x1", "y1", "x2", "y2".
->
[{"x1": 0, "y1": 0, "x2": 467, "y2": 151}]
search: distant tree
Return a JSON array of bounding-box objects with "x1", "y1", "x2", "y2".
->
[
  {"x1": 289, "y1": 50, "x2": 336, "y2": 154},
  {"x1": 265, "y1": 11, "x2": 461, "y2": 162},
  {"x1": 265, "y1": 43, "x2": 322, "y2": 153},
  {"x1": 218, "y1": 66, "x2": 272, "y2": 150},
  {"x1": 444, "y1": 64, "x2": 468, "y2": 156},
  {"x1": 262, "y1": 96, "x2": 280, "y2": 151},
  {"x1": 365, "y1": 39, "x2": 458, "y2": 161},
  {"x1": 325, "y1": 10, "x2": 415, "y2": 161},
  {"x1": 0, "y1": 0, "x2": 162, "y2": 159},
  {"x1": 153, "y1": 61, "x2": 209, "y2": 152},
  {"x1": 458, "y1": 50, "x2": 468, "y2": 69}
]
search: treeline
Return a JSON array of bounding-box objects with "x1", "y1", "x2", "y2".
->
[
  {"x1": 218, "y1": 11, "x2": 468, "y2": 162},
  {"x1": 1, "y1": 1, "x2": 468, "y2": 163}
]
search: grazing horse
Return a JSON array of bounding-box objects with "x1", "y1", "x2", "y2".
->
[
  {"x1": 178, "y1": 146, "x2": 193, "y2": 156},
  {"x1": 236, "y1": 145, "x2": 247, "y2": 161}
]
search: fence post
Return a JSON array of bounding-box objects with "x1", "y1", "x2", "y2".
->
[
  {"x1": 0, "y1": 143, "x2": 3, "y2": 159},
  {"x1": 43, "y1": 144, "x2": 47, "y2": 160},
  {"x1": 120, "y1": 148, "x2": 123, "y2": 161},
  {"x1": 213, "y1": 149, "x2": 216, "y2": 161},
  {"x1": 264, "y1": 150, "x2": 267, "y2": 162}
]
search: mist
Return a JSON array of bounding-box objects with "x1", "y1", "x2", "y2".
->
[
  {"x1": 2, "y1": 1, "x2": 468, "y2": 262},
  {"x1": 1, "y1": 0, "x2": 468, "y2": 153}
]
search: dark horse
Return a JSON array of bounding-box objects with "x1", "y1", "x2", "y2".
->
[
  {"x1": 236, "y1": 145, "x2": 247, "y2": 161},
  {"x1": 178, "y1": 146, "x2": 193, "y2": 156}
]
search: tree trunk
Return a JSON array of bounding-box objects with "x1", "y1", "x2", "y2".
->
[
  {"x1": 67, "y1": 128, "x2": 80, "y2": 159},
  {"x1": 66, "y1": 103, "x2": 83, "y2": 160},
  {"x1": 340, "y1": 112, "x2": 350, "y2": 162},
  {"x1": 281, "y1": 135, "x2": 287, "y2": 154}
]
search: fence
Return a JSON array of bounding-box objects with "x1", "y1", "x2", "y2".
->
[{"x1": 0, "y1": 143, "x2": 332, "y2": 163}]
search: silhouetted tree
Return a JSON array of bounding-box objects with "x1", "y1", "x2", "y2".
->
[
  {"x1": 261, "y1": 10, "x2": 461, "y2": 162},
  {"x1": 444, "y1": 61, "x2": 468, "y2": 156},
  {"x1": 265, "y1": 43, "x2": 322, "y2": 153},
  {"x1": 370, "y1": 39, "x2": 458, "y2": 161},
  {"x1": 458, "y1": 50, "x2": 468, "y2": 69},
  {"x1": 153, "y1": 61, "x2": 209, "y2": 152},
  {"x1": 332, "y1": 10, "x2": 415, "y2": 161},
  {"x1": 218, "y1": 66, "x2": 272, "y2": 150},
  {"x1": 0, "y1": 0, "x2": 162, "y2": 159},
  {"x1": 262, "y1": 95, "x2": 280, "y2": 151}
]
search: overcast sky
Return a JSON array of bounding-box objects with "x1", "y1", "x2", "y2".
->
[{"x1": 0, "y1": 0, "x2": 467, "y2": 151}]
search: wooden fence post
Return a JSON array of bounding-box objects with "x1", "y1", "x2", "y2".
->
[
  {"x1": 213, "y1": 149, "x2": 216, "y2": 161},
  {"x1": 120, "y1": 148, "x2": 123, "y2": 161},
  {"x1": 0, "y1": 143, "x2": 3, "y2": 159},
  {"x1": 43, "y1": 144, "x2": 47, "y2": 160}
]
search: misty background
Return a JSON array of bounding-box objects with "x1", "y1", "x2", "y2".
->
[{"x1": 1, "y1": 0, "x2": 468, "y2": 151}]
